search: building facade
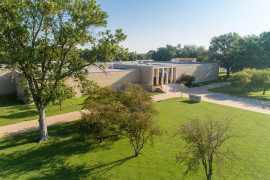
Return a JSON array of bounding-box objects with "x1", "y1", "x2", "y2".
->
[{"x1": 0, "y1": 61, "x2": 219, "y2": 97}]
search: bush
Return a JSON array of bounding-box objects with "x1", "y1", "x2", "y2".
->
[
  {"x1": 176, "y1": 74, "x2": 195, "y2": 87},
  {"x1": 229, "y1": 69, "x2": 253, "y2": 93},
  {"x1": 230, "y1": 68, "x2": 270, "y2": 95}
]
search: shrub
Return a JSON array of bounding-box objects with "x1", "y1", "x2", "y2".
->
[
  {"x1": 229, "y1": 69, "x2": 252, "y2": 93},
  {"x1": 176, "y1": 74, "x2": 195, "y2": 87}
]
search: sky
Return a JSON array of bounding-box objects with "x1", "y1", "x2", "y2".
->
[{"x1": 94, "y1": 0, "x2": 270, "y2": 53}]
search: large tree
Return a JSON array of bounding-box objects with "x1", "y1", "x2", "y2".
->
[
  {"x1": 209, "y1": 32, "x2": 241, "y2": 77},
  {"x1": 0, "y1": 0, "x2": 125, "y2": 142}
]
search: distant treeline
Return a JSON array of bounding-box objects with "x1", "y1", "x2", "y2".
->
[{"x1": 81, "y1": 31, "x2": 270, "y2": 77}]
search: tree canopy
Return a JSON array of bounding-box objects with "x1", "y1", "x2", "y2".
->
[{"x1": 0, "y1": 0, "x2": 125, "y2": 142}]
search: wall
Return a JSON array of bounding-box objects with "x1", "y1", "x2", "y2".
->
[
  {"x1": 175, "y1": 63, "x2": 219, "y2": 83},
  {"x1": 0, "y1": 68, "x2": 16, "y2": 95},
  {"x1": 67, "y1": 69, "x2": 141, "y2": 97},
  {"x1": 171, "y1": 58, "x2": 197, "y2": 63}
]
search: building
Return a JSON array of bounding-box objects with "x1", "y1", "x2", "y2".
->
[
  {"x1": 171, "y1": 58, "x2": 197, "y2": 63},
  {"x1": 0, "y1": 60, "x2": 219, "y2": 97}
]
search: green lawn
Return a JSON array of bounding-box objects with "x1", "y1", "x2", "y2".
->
[
  {"x1": 193, "y1": 70, "x2": 227, "y2": 87},
  {"x1": 0, "y1": 98, "x2": 269, "y2": 179},
  {"x1": 0, "y1": 95, "x2": 86, "y2": 126},
  {"x1": 208, "y1": 85, "x2": 270, "y2": 101}
]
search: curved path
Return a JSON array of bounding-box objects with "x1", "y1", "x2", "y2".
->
[
  {"x1": 153, "y1": 82, "x2": 270, "y2": 115},
  {"x1": 0, "y1": 82, "x2": 269, "y2": 138}
]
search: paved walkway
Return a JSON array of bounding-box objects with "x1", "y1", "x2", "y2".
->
[
  {"x1": 1, "y1": 82, "x2": 269, "y2": 138},
  {"x1": 153, "y1": 82, "x2": 270, "y2": 115}
]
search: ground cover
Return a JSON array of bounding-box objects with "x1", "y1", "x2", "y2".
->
[
  {"x1": 208, "y1": 85, "x2": 270, "y2": 101},
  {"x1": 0, "y1": 98, "x2": 269, "y2": 179},
  {"x1": 0, "y1": 95, "x2": 86, "y2": 126}
]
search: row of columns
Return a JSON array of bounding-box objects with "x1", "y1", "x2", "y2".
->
[{"x1": 153, "y1": 67, "x2": 176, "y2": 86}]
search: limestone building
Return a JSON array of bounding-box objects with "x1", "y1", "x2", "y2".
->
[{"x1": 0, "y1": 60, "x2": 219, "y2": 97}]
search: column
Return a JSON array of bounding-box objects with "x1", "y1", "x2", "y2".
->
[
  {"x1": 160, "y1": 68, "x2": 164, "y2": 85},
  {"x1": 165, "y1": 68, "x2": 169, "y2": 84},
  {"x1": 170, "y1": 68, "x2": 173, "y2": 84}
]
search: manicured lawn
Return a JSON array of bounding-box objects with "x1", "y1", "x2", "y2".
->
[
  {"x1": 147, "y1": 91, "x2": 163, "y2": 96},
  {"x1": 193, "y1": 70, "x2": 227, "y2": 87},
  {"x1": 0, "y1": 98, "x2": 269, "y2": 179},
  {"x1": 0, "y1": 95, "x2": 86, "y2": 126},
  {"x1": 209, "y1": 85, "x2": 270, "y2": 101}
]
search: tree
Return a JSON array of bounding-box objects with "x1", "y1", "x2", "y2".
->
[
  {"x1": 232, "y1": 35, "x2": 268, "y2": 71},
  {"x1": 249, "y1": 69, "x2": 270, "y2": 95},
  {"x1": 119, "y1": 82, "x2": 162, "y2": 156},
  {"x1": 176, "y1": 117, "x2": 236, "y2": 180},
  {"x1": 209, "y1": 32, "x2": 241, "y2": 77},
  {"x1": 77, "y1": 86, "x2": 124, "y2": 143},
  {"x1": 152, "y1": 44, "x2": 178, "y2": 61},
  {"x1": 0, "y1": 0, "x2": 126, "y2": 142},
  {"x1": 52, "y1": 81, "x2": 75, "y2": 111}
]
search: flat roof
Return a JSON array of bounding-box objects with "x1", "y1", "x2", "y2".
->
[
  {"x1": 115, "y1": 61, "x2": 218, "y2": 68},
  {"x1": 87, "y1": 67, "x2": 139, "y2": 73}
]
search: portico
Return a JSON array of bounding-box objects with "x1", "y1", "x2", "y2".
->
[{"x1": 153, "y1": 67, "x2": 176, "y2": 86}]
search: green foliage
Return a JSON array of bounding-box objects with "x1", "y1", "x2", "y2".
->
[
  {"x1": 209, "y1": 32, "x2": 241, "y2": 77},
  {"x1": 149, "y1": 44, "x2": 209, "y2": 62},
  {"x1": 78, "y1": 87, "x2": 124, "y2": 143},
  {"x1": 119, "y1": 82, "x2": 162, "y2": 156},
  {"x1": 229, "y1": 68, "x2": 270, "y2": 95},
  {"x1": 229, "y1": 69, "x2": 253, "y2": 93},
  {"x1": 52, "y1": 81, "x2": 75, "y2": 111},
  {"x1": 176, "y1": 117, "x2": 235, "y2": 180},
  {"x1": 0, "y1": 0, "x2": 126, "y2": 141},
  {"x1": 82, "y1": 29, "x2": 128, "y2": 62},
  {"x1": 176, "y1": 74, "x2": 195, "y2": 87}
]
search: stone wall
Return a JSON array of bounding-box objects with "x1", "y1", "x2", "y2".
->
[
  {"x1": 0, "y1": 69, "x2": 16, "y2": 95},
  {"x1": 175, "y1": 63, "x2": 219, "y2": 83},
  {"x1": 171, "y1": 58, "x2": 197, "y2": 63},
  {"x1": 67, "y1": 69, "x2": 141, "y2": 97}
]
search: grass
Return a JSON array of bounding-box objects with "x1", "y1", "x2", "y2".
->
[
  {"x1": 193, "y1": 70, "x2": 227, "y2": 87},
  {"x1": 0, "y1": 98, "x2": 269, "y2": 179},
  {"x1": 147, "y1": 91, "x2": 163, "y2": 96},
  {"x1": 208, "y1": 85, "x2": 270, "y2": 101},
  {"x1": 0, "y1": 95, "x2": 86, "y2": 126}
]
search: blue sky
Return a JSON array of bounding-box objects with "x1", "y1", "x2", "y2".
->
[{"x1": 95, "y1": 0, "x2": 270, "y2": 53}]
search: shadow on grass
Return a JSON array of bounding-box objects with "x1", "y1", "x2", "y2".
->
[
  {"x1": 0, "y1": 110, "x2": 37, "y2": 120},
  {"x1": 0, "y1": 122, "x2": 126, "y2": 179},
  {"x1": 180, "y1": 100, "x2": 199, "y2": 104},
  {"x1": 0, "y1": 95, "x2": 24, "y2": 107}
]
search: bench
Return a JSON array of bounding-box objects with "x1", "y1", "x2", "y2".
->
[{"x1": 189, "y1": 94, "x2": 201, "y2": 103}]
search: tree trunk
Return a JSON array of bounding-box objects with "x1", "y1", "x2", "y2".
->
[
  {"x1": 38, "y1": 108, "x2": 49, "y2": 143},
  {"x1": 207, "y1": 173, "x2": 212, "y2": 180},
  {"x1": 135, "y1": 150, "x2": 139, "y2": 157},
  {"x1": 263, "y1": 87, "x2": 266, "y2": 95},
  {"x1": 99, "y1": 136, "x2": 104, "y2": 143},
  {"x1": 226, "y1": 67, "x2": 230, "y2": 78}
]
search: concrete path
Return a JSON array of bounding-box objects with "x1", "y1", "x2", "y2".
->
[
  {"x1": 0, "y1": 111, "x2": 81, "y2": 138},
  {"x1": 153, "y1": 82, "x2": 270, "y2": 115},
  {"x1": 1, "y1": 82, "x2": 269, "y2": 138}
]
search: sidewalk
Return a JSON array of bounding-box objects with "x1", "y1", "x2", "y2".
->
[
  {"x1": 153, "y1": 82, "x2": 270, "y2": 115},
  {"x1": 1, "y1": 82, "x2": 269, "y2": 138}
]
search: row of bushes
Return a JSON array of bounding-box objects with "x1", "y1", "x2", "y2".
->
[{"x1": 229, "y1": 68, "x2": 270, "y2": 94}]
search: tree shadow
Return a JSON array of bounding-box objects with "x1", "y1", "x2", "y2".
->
[
  {"x1": 0, "y1": 122, "x2": 125, "y2": 179},
  {"x1": 180, "y1": 100, "x2": 199, "y2": 104},
  {"x1": 0, "y1": 95, "x2": 24, "y2": 107},
  {"x1": 0, "y1": 110, "x2": 37, "y2": 120},
  {"x1": 88, "y1": 156, "x2": 135, "y2": 178}
]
